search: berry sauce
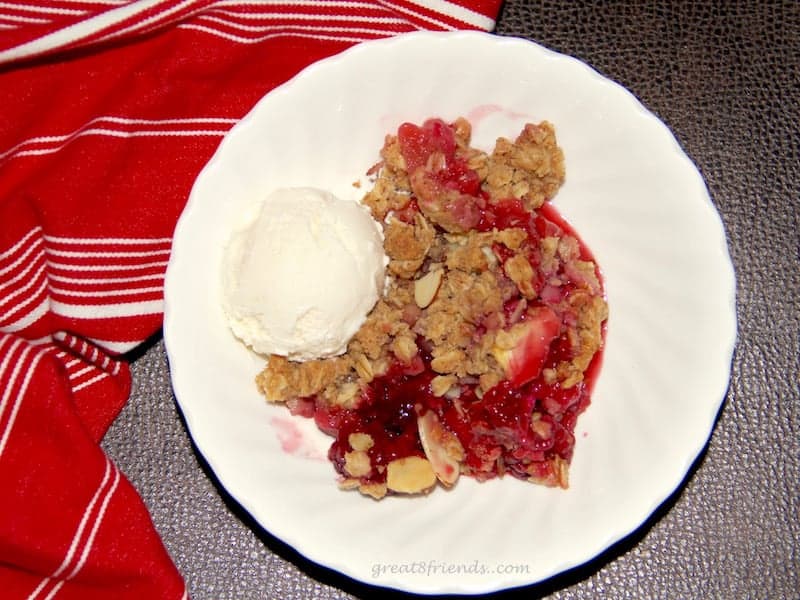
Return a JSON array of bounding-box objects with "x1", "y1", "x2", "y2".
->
[{"x1": 318, "y1": 119, "x2": 605, "y2": 487}]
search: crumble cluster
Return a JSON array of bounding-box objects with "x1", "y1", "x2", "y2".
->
[{"x1": 255, "y1": 118, "x2": 608, "y2": 499}]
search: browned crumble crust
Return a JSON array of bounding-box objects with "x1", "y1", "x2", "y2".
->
[
  {"x1": 483, "y1": 121, "x2": 566, "y2": 209},
  {"x1": 255, "y1": 117, "x2": 607, "y2": 499}
]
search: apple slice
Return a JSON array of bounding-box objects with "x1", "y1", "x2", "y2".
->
[{"x1": 491, "y1": 306, "x2": 560, "y2": 386}]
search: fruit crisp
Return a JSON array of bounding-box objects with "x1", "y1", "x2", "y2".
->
[{"x1": 256, "y1": 117, "x2": 608, "y2": 499}]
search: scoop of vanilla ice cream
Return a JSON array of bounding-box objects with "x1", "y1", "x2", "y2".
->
[{"x1": 222, "y1": 187, "x2": 388, "y2": 361}]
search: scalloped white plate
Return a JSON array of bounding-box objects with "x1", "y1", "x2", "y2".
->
[{"x1": 164, "y1": 31, "x2": 736, "y2": 594}]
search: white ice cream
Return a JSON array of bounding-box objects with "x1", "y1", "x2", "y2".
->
[{"x1": 222, "y1": 187, "x2": 387, "y2": 361}]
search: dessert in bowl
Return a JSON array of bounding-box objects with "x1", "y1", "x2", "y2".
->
[
  {"x1": 240, "y1": 117, "x2": 608, "y2": 500},
  {"x1": 164, "y1": 31, "x2": 735, "y2": 594}
]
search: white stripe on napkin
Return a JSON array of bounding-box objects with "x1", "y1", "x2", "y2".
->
[
  {"x1": 0, "y1": 0, "x2": 185, "y2": 63},
  {"x1": 0, "y1": 338, "x2": 45, "y2": 460},
  {"x1": 26, "y1": 456, "x2": 121, "y2": 600},
  {"x1": 1, "y1": 116, "x2": 236, "y2": 163}
]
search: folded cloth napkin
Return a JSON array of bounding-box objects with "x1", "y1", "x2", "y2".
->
[{"x1": 0, "y1": 1, "x2": 502, "y2": 598}]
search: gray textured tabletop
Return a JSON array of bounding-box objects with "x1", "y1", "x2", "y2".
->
[{"x1": 102, "y1": 1, "x2": 800, "y2": 599}]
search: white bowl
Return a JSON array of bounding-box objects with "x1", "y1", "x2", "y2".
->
[{"x1": 164, "y1": 31, "x2": 736, "y2": 594}]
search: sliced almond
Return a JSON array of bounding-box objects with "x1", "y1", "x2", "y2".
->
[
  {"x1": 385, "y1": 456, "x2": 436, "y2": 494},
  {"x1": 417, "y1": 411, "x2": 464, "y2": 486},
  {"x1": 414, "y1": 268, "x2": 443, "y2": 308}
]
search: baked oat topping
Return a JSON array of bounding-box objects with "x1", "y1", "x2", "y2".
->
[{"x1": 255, "y1": 117, "x2": 608, "y2": 499}]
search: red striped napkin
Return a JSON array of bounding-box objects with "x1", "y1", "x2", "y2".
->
[{"x1": 0, "y1": 1, "x2": 502, "y2": 598}]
